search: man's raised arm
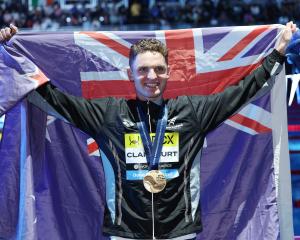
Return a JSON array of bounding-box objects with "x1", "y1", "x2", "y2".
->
[
  {"x1": 0, "y1": 25, "x2": 110, "y2": 137},
  {"x1": 189, "y1": 22, "x2": 297, "y2": 133}
]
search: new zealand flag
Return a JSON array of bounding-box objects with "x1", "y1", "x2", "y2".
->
[{"x1": 0, "y1": 25, "x2": 293, "y2": 240}]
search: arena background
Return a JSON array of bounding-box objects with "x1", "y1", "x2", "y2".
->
[{"x1": 0, "y1": 0, "x2": 300, "y2": 238}]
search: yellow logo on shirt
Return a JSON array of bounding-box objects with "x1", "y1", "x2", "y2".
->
[
  {"x1": 125, "y1": 132, "x2": 178, "y2": 148},
  {"x1": 124, "y1": 132, "x2": 179, "y2": 163}
]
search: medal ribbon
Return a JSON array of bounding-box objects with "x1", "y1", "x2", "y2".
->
[{"x1": 136, "y1": 104, "x2": 168, "y2": 170}]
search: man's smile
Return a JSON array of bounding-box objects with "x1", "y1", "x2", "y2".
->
[{"x1": 144, "y1": 82, "x2": 160, "y2": 88}]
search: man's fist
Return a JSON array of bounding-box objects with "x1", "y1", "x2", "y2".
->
[
  {"x1": 0, "y1": 24, "x2": 18, "y2": 43},
  {"x1": 276, "y1": 21, "x2": 298, "y2": 55}
]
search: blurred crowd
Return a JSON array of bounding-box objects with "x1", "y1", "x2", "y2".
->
[{"x1": 0, "y1": 0, "x2": 299, "y2": 30}]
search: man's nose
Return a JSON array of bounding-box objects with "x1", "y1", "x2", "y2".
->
[{"x1": 147, "y1": 68, "x2": 157, "y2": 79}]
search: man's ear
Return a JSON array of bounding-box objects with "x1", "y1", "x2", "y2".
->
[
  {"x1": 127, "y1": 68, "x2": 134, "y2": 82},
  {"x1": 166, "y1": 65, "x2": 170, "y2": 78}
]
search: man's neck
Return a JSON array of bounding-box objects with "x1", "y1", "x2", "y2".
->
[{"x1": 137, "y1": 96, "x2": 163, "y2": 105}]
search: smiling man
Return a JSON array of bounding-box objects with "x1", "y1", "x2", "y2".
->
[
  {"x1": 0, "y1": 23, "x2": 297, "y2": 240},
  {"x1": 128, "y1": 39, "x2": 169, "y2": 102}
]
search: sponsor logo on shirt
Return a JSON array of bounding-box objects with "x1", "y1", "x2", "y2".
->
[
  {"x1": 124, "y1": 132, "x2": 180, "y2": 180},
  {"x1": 166, "y1": 117, "x2": 183, "y2": 130},
  {"x1": 122, "y1": 119, "x2": 135, "y2": 128},
  {"x1": 124, "y1": 132, "x2": 179, "y2": 163}
]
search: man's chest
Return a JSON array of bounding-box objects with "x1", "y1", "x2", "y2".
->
[{"x1": 99, "y1": 108, "x2": 202, "y2": 180}]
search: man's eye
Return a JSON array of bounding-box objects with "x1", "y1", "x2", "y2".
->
[
  {"x1": 138, "y1": 67, "x2": 148, "y2": 74},
  {"x1": 155, "y1": 66, "x2": 166, "y2": 74}
]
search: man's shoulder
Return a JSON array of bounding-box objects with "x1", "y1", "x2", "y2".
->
[
  {"x1": 165, "y1": 95, "x2": 190, "y2": 109},
  {"x1": 91, "y1": 97, "x2": 127, "y2": 104},
  {"x1": 165, "y1": 95, "x2": 208, "y2": 113},
  {"x1": 166, "y1": 95, "x2": 206, "y2": 104},
  {"x1": 87, "y1": 97, "x2": 130, "y2": 112}
]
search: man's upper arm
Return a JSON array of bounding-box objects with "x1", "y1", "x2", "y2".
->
[
  {"x1": 189, "y1": 49, "x2": 285, "y2": 133},
  {"x1": 36, "y1": 82, "x2": 110, "y2": 136}
]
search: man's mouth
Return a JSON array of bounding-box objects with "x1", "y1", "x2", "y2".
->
[{"x1": 145, "y1": 82, "x2": 159, "y2": 88}]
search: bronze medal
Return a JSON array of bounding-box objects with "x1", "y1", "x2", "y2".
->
[{"x1": 143, "y1": 170, "x2": 166, "y2": 193}]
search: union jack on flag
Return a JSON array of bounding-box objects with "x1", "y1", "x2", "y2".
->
[
  {"x1": 76, "y1": 26, "x2": 277, "y2": 136},
  {"x1": 0, "y1": 25, "x2": 293, "y2": 240}
]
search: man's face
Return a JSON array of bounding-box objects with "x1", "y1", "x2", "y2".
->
[{"x1": 130, "y1": 51, "x2": 169, "y2": 101}]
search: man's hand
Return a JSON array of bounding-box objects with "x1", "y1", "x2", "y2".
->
[
  {"x1": 0, "y1": 24, "x2": 18, "y2": 43},
  {"x1": 276, "y1": 21, "x2": 297, "y2": 55}
]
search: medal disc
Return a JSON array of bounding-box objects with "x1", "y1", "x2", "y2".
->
[{"x1": 143, "y1": 170, "x2": 166, "y2": 193}]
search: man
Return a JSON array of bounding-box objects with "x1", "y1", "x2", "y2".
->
[{"x1": 0, "y1": 22, "x2": 297, "y2": 240}]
